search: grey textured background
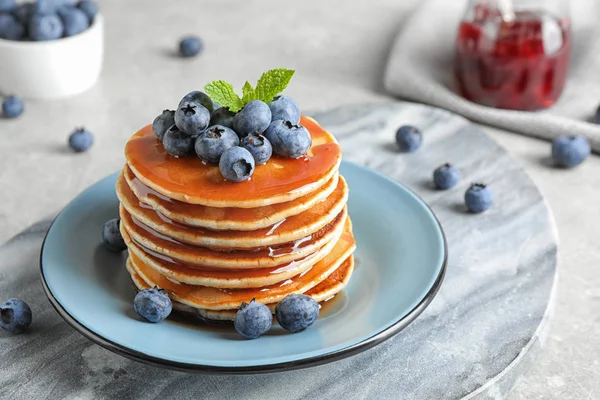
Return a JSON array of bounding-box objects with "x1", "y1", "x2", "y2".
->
[{"x1": 0, "y1": 0, "x2": 599, "y2": 398}]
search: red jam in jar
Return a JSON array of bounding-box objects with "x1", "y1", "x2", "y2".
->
[{"x1": 454, "y1": 6, "x2": 571, "y2": 110}]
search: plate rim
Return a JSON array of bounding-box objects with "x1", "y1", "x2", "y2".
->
[{"x1": 39, "y1": 161, "x2": 448, "y2": 375}]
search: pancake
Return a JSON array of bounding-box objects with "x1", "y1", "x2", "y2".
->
[
  {"x1": 126, "y1": 256, "x2": 355, "y2": 322},
  {"x1": 120, "y1": 206, "x2": 348, "y2": 269},
  {"x1": 125, "y1": 116, "x2": 342, "y2": 208},
  {"x1": 129, "y1": 228, "x2": 356, "y2": 310},
  {"x1": 123, "y1": 165, "x2": 339, "y2": 231},
  {"x1": 116, "y1": 172, "x2": 349, "y2": 249},
  {"x1": 121, "y1": 217, "x2": 346, "y2": 288}
]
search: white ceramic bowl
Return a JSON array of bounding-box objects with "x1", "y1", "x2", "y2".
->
[{"x1": 0, "y1": 14, "x2": 104, "y2": 99}]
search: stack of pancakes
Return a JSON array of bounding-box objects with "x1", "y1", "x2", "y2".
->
[{"x1": 117, "y1": 116, "x2": 356, "y2": 321}]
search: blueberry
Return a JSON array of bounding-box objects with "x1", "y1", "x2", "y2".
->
[
  {"x1": 2, "y1": 95, "x2": 23, "y2": 118},
  {"x1": 264, "y1": 120, "x2": 312, "y2": 158},
  {"x1": 195, "y1": 125, "x2": 239, "y2": 164},
  {"x1": 101, "y1": 218, "x2": 127, "y2": 252},
  {"x1": 241, "y1": 133, "x2": 272, "y2": 165},
  {"x1": 57, "y1": 6, "x2": 88, "y2": 37},
  {"x1": 0, "y1": 0, "x2": 16, "y2": 13},
  {"x1": 0, "y1": 13, "x2": 24, "y2": 40},
  {"x1": 210, "y1": 107, "x2": 235, "y2": 129},
  {"x1": 34, "y1": 0, "x2": 76, "y2": 14},
  {"x1": 275, "y1": 293, "x2": 319, "y2": 333},
  {"x1": 12, "y1": 3, "x2": 34, "y2": 25},
  {"x1": 152, "y1": 109, "x2": 175, "y2": 140},
  {"x1": 219, "y1": 146, "x2": 255, "y2": 182},
  {"x1": 68, "y1": 127, "x2": 93, "y2": 152},
  {"x1": 465, "y1": 183, "x2": 493, "y2": 213},
  {"x1": 234, "y1": 299, "x2": 272, "y2": 339},
  {"x1": 28, "y1": 13, "x2": 63, "y2": 41},
  {"x1": 77, "y1": 0, "x2": 96, "y2": 22},
  {"x1": 395, "y1": 125, "x2": 422, "y2": 152},
  {"x1": 178, "y1": 36, "x2": 203, "y2": 58},
  {"x1": 0, "y1": 299, "x2": 32, "y2": 334},
  {"x1": 174, "y1": 102, "x2": 210, "y2": 136},
  {"x1": 433, "y1": 163, "x2": 460, "y2": 190},
  {"x1": 268, "y1": 95, "x2": 300, "y2": 124},
  {"x1": 134, "y1": 287, "x2": 172, "y2": 323},
  {"x1": 551, "y1": 135, "x2": 591, "y2": 168},
  {"x1": 162, "y1": 125, "x2": 194, "y2": 158},
  {"x1": 179, "y1": 91, "x2": 214, "y2": 114},
  {"x1": 232, "y1": 100, "x2": 271, "y2": 137}
]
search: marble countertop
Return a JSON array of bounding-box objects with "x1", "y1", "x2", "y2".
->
[{"x1": 0, "y1": 0, "x2": 598, "y2": 398}]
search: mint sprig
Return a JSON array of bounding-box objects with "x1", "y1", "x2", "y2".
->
[{"x1": 204, "y1": 68, "x2": 295, "y2": 112}]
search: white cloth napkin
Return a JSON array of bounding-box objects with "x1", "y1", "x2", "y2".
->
[{"x1": 384, "y1": 0, "x2": 600, "y2": 153}]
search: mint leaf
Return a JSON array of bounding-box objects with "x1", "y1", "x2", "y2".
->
[
  {"x1": 204, "y1": 80, "x2": 244, "y2": 112},
  {"x1": 254, "y1": 68, "x2": 295, "y2": 103},
  {"x1": 241, "y1": 81, "x2": 257, "y2": 104}
]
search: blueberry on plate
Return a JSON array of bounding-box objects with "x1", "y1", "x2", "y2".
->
[
  {"x1": 68, "y1": 127, "x2": 93, "y2": 152},
  {"x1": 234, "y1": 299, "x2": 272, "y2": 339},
  {"x1": 152, "y1": 109, "x2": 175, "y2": 140},
  {"x1": 178, "y1": 36, "x2": 203, "y2": 58},
  {"x1": 465, "y1": 183, "x2": 493, "y2": 213},
  {"x1": 134, "y1": 287, "x2": 172, "y2": 323},
  {"x1": 174, "y1": 101, "x2": 210, "y2": 136},
  {"x1": 77, "y1": 0, "x2": 97, "y2": 22},
  {"x1": 395, "y1": 125, "x2": 422, "y2": 152},
  {"x1": 219, "y1": 146, "x2": 255, "y2": 182},
  {"x1": 179, "y1": 91, "x2": 214, "y2": 115},
  {"x1": 2, "y1": 95, "x2": 24, "y2": 118},
  {"x1": 232, "y1": 100, "x2": 272, "y2": 137},
  {"x1": 194, "y1": 125, "x2": 239, "y2": 164},
  {"x1": 551, "y1": 135, "x2": 591, "y2": 168},
  {"x1": 0, "y1": 13, "x2": 24, "y2": 40},
  {"x1": 0, "y1": 298, "x2": 32, "y2": 334},
  {"x1": 210, "y1": 107, "x2": 235, "y2": 129},
  {"x1": 275, "y1": 293, "x2": 319, "y2": 333},
  {"x1": 0, "y1": 0, "x2": 16, "y2": 13},
  {"x1": 57, "y1": 6, "x2": 89, "y2": 37},
  {"x1": 241, "y1": 132, "x2": 272, "y2": 165},
  {"x1": 268, "y1": 95, "x2": 300, "y2": 124},
  {"x1": 264, "y1": 120, "x2": 311, "y2": 158},
  {"x1": 28, "y1": 13, "x2": 64, "y2": 41},
  {"x1": 162, "y1": 124, "x2": 194, "y2": 158},
  {"x1": 101, "y1": 218, "x2": 127, "y2": 252},
  {"x1": 433, "y1": 163, "x2": 460, "y2": 190}
]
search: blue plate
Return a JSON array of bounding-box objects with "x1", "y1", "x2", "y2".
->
[{"x1": 40, "y1": 161, "x2": 447, "y2": 373}]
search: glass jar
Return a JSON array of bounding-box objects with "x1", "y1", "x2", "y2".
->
[{"x1": 454, "y1": 0, "x2": 571, "y2": 110}]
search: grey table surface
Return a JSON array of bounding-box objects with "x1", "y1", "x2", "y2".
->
[{"x1": 0, "y1": 0, "x2": 598, "y2": 399}]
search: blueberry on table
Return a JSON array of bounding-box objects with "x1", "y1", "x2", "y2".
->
[
  {"x1": 134, "y1": 287, "x2": 172, "y2": 323},
  {"x1": 0, "y1": 0, "x2": 16, "y2": 13},
  {"x1": 77, "y1": 0, "x2": 97, "y2": 22},
  {"x1": 2, "y1": 95, "x2": 24, "y2": 118},
  {"x1": 0, "y1": 13, "x2": 24, "y2": 40},
  {"x1": 232, "y1": 100, "x2": 272, "y2": 137},
  {"x1": 179, "y1": 91, "x2": 214, "y2": 115},
  {"x1": 234, "y1": 299, "x2": 272, "y2": 339},
  {"x1": 68, "y1": 127, "x2": 93, "y2": 152},
  {"x1": 465, "y1": 183, "x2": 493, "y2": 213},
  {"x1": 265, "y1": 120, "x2": 311, "y2": 158},
  {"x1": 152, "y1": 109, "x2": 175, "y2": 140},
  {"x1": 162, "y1": 125, "x2": 194, "y2": 158},
  {"x1": 174, "y1": 102, "x2": 210, "y2": 136},
  {"x1": 0, "y1": 298, "x2": 32, "y2": 334},
  {"x1": 433, "y1": 163, "x2": 461, "y2": 190},
  {"x1": 210, "y1": 107, "x2": 235, "y2": 129},
  {"x1": 194, "y1": 125, "x2": 239, "y2": 164},
  {"x1": 551, "y1": 135, "x2": 591, "y2": 168},
  {"x1": 275, "y1": 293, "x2": 319, "y2": 333},
  {"x1": 178, "y1": 36, "x2": 203, "y2": 58},
  {"x1": 101, "y1": 218, "x2": 127, "y2": 252},
  {"x1": 395, "y1": 125, "x2": 422, "y2": 152},
  {"x1": 268, "y1": 95, "x2": 300, "y2": 124},
  {"x1": 57, "y1": 6, "x2": 89, "y2": 37},
  {"x1": 28, "y1": 13, "x2": 64, "y2": 41},
  {"x1": 219, "y1": 146, "x2": 255, "y2": 182},
  {"x1": 241, "y1": 133, "x2": 272, "y2": 165}
]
